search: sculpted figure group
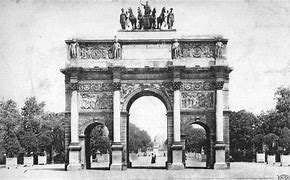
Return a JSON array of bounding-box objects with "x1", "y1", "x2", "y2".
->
[{"x1": 120, "y1": 1, "x2": 174, "y2": 30}]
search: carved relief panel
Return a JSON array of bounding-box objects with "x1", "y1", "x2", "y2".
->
[
  {"x1": 179, "y1": 42, "x2": 215, "y2": 58},
  {"x1": 181, "y1": 81, "x2": 215, "y2": 110},
  {"x1": 181, "y1": 92, "x2": 214, "y2": 110},
  {"x1": 79, "y1": 93, "x2": 113, "y2": 110},
  {"x1": 79, "y1": 44, "x2": 113, "y2": 60}
]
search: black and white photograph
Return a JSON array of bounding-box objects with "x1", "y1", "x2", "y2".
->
[{"x1": 0, "y1": 0, "x2": 290, "y2": 179}]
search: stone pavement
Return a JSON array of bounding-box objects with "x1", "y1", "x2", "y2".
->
[{"x1": 0, "y1": 163, "x2": 289, "y2": 180}]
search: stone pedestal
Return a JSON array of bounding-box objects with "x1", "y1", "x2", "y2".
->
[
  {"x1": 67, "y1": 143, "x2": 82, "y2": 171},
  {"x1": 170, "y1": 143, "x2": 184, "y2": 170},
  {"x1": 110, "y1": 142, "x2": 124, "y2": 170},
  {"x1": 214, "y1": 143, "x2": 228, "y2": 169}
]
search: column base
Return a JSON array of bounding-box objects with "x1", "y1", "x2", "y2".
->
[
  {"x1": 67, "y1": 163, "x2": 83, "y2": 171},
  {"x1": 170, "y1": 142, "x2": 184, "y2": 170},
  {"x1": 214, "y1": 162, "x2": 228, "y2": 169},
  {"x1": 214, "y1": 143, "x2": 229, "y2": 169},
  {"x1": 110, "y1": 142, "x2": 124, "y2": 171}
]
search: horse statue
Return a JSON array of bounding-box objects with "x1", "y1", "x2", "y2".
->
[
  {"x1": 157, "y1": 7, "x2": 166, "y2": 29},
  {"x1": 150, "y1": 8, "x2": 156, "y2": 29},
  {"x1": 128, "y1": 7, "x2": 137, "y2": 29},
  {"x1": 137, "y1": 7, "x2": 143, "y2": 29}
]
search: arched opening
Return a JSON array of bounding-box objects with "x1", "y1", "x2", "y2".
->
[
  {"x1": 184, "y1": 123, "x2": 210, "y2": 169},
  {"x1": 84, "y1": 122, "x2": 111, "y2": 170},
  {"x1": 125, "y1": 90, "x2": 169, "y2": 169}
]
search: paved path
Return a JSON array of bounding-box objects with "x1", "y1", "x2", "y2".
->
[{"x1": 0, "y1": 163, "x2": 289, "y2": 180}]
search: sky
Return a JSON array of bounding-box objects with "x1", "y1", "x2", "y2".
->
[{"x1": 1, "y1": 0, "x2": 290, "y2": 138}]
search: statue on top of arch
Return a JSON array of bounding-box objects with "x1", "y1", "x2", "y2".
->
[{"x1": 119, "y1": 1, "x2": 175, "y2": 30}]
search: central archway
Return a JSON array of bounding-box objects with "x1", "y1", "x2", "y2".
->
[{"x1": 121, "y1": 88, "x2": 173, "y2": 168}]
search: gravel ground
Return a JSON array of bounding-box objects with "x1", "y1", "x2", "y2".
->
[{"x1": 0, "y1": 162, "x2": 289, "y2": 180}]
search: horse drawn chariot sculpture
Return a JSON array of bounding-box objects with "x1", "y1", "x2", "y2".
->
[{"x1": 119, "y1": 1, "x2": 175, "y2": 30}]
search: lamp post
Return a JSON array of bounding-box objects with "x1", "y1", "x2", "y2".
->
[{"x1": 51, "y1": 129, "x2": 54, "y2": 164}]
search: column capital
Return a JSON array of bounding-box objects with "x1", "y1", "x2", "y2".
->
[
  {"x1": 70, "y1": 83, "x2": 79, "y2": 91},
  {"x1": 214, "y1": 81, "x2": 224, "y2": 90},
  {"x1": 173, "y1": 81, "x2": 182, "y2": 90},
  {"x1": 112, "y1": 82, "x2": 121, "y2": 91}
]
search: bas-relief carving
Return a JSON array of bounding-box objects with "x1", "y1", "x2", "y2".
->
[
  {"x1": 79, "y1": 44, "x2": 113, "y2": 60},
  {"x1": 80, "y1": 93, "x2": 113, "y2": 110},
  {"x1": 120, "y1": 82, "x2": 173, "y2": 104},
  {"x1": 78, "y1": 83, "x2": 113, "y2": 92},
  {"x1": 181, "y1": 81, "x2": 213, "y2": 91},
  {"x1": 181, "y1": 92, "x2": 214, "y2": 110},
  {"x1": 180, "y1": 43, "x2": 215, "y2": 58}
]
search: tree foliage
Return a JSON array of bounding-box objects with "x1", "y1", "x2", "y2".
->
[
  {"x1": 184, "y1": 125, "x2": 206, "y2": 153},
  {"x1": 90, "y1": 125, "x2": 111, "y2": 154},
  {"x1": 128, "y1": 123, "x2": 152, "y2": 153},
  {"x1": 0, "y1": 100, "x2": 23, "y2": 157}
]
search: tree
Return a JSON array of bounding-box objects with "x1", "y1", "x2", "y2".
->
[
  {"x1": 90, "y1": 125, "x2": 111, "y2": 155},
  {"x1": 229, "y1": 110, "x2": 259, "y2": 161},
  {"x1": 279, "y1": 127, "x2": 290, "y2": 154},
  {"x1": 263, "y1": 133, "x2": 279, "y2": 154},
  {"x1": 18, "y1": 97, "x2": 45, "y2": 155},
  {"x1": 128, "y1": 123, "x2": 152, "y2": 153},
  {"x1": 184, "y1": 125, "x2": 206, "y2": 153},
  {"x1": 0, "y1": 99, "x2": 23, "y2": 157}
]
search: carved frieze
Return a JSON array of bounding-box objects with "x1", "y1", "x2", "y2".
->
[
  {"x1": 70, "y1": 83, "x2": 79, "y2": 91},
  {"x1": 173, "y1": 81, "x2": 182, "y2": 91},
  {"x1": 78, "y1": 83, "x2": 113, "y2": 92},
  {"x1": 180, "y1": 43, "x2": 215, "y2": 58},
  {"x1": 80, "y1": 93, "x2": 113, "y2": 110},
  {"x1": 181, "y1": 92, "x2": 214, "y2": 110},
  {"x1": 181, "y1": 81, "x2": 213, "y2": 91},
  {"x1": 79, "y1": 44, "x2": 113, "y2": 60}
]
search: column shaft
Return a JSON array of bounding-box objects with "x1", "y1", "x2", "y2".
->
[
  {"x1": 71, "y1": 90, "x2": 79, "y2": 143},
  {"x1": 216, "y1": 89, "x2": 224, "y2": 142},
  {"x1": 113, "y1": 90, "x2": 121, "y2": 143},
  {"x1": 174, "y1": 90, "x2": 181, "y2": 142}
]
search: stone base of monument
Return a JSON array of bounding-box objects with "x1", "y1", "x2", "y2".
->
[
  {"x1": 110, "y1": 142, "x2": 124, "y2": 171},
  {"x1": 24, "y1": 157, "x2": 34, "y2": 167},
  {"x1": 214, "y1": 143, "x2": 228, "y2": 169},
  {"x1": 169, "y1": 143, "x2": 184, "y2": 170},
  {"x1": 6, "y1": 157, "x2": 17, "y2": 169},
  {"x1": 67, "y1": 143, "x2": 82, "y2": 171}
]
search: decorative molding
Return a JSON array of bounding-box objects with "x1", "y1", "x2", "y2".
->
[
  {"x1": 173, "y1": 81, "x2": 182, "y2": 90},
  {"x1": 180, "y1": 43, "x2": 215, "y2": 58},
  {"x1": 214, "y1": 81, "x2": 224, "y2": 90},
  {"x1": 181, "y1": 81, "x2": 213, "y2": 91},
  {"x1": 181, "y1": 92, "x2": 214, "y2": 110},
  {"x1": 79, "y1": 93, "x2": 113, "y2": 110},
  {"x1": 78, "y1": 83, "x2": 112, "y2": 92}
]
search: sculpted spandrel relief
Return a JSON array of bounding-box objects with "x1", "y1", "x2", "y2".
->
[
  {"x1": 180, "y1": 43, "x2": 215, "y2": 58},
  {"x1": 120, "y1": 82, "x2": 174, "y2": 104}
]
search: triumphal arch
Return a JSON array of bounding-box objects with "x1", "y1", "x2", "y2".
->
[{"x1": 61, "y1": 29, "x2": 232, "y2": 170}]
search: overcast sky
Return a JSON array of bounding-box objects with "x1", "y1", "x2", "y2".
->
[{"x1": 1, "y1": 0, "x2": 290, "y2": 138}]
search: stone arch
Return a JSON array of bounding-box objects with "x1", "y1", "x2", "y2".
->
[
  {"x1": 80, "y1": 117, "x2": 106, "y2": 136},
  {"x1": 122, "y1": 87, "x2": 173, "y2": 112},
  {"x1": 183, "y1": 120, "x2": 213, "y2": 169},
  {"x1": 120, "y1": 87, "x2": 173, "y2": 168}
]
